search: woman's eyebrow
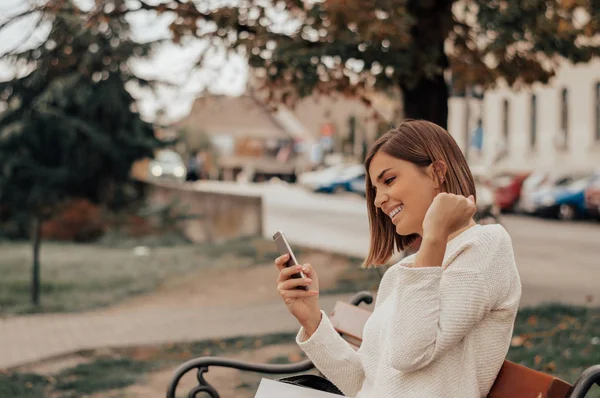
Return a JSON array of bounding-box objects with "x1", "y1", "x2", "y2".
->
[{"x1": 376, "y1": 168, "x2": 392, "y2": 182}]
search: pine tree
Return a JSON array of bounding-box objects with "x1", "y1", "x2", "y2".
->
[
  {"x1": 0, "y1": 0, "x2": 167, "y2": 306},
  {"x1": 114, "y1": 0, "x2": 599, "y2": 128}
]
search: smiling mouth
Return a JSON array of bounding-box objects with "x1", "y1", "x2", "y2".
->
[{"x1": 389, "y1": 205, "x2": 404, "y2": 220}]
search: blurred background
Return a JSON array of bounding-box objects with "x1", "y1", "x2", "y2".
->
[{"x1": 0, "y1": 0, "x2": 599, "y2": 397}]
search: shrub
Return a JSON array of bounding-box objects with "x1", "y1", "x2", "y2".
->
[{"x1": 41, "y1": 199, "x2": 107, "y2": 242}]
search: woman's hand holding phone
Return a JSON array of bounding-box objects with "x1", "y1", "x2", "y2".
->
[{"x1": 274, "y1": 254, "x2": 322, "y2": 336}]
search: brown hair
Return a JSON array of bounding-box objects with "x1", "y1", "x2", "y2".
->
[{"x1": 362, "y1": 119, "x2": 476, "y2": 268}]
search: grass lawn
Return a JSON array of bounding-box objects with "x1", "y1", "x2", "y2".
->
[
  {"x1": 0, "y1": 235, "x2": 305, "y2": 315},
  {"x1": 1, "y1": 332, "x2": 301, "y2": 398},
  {"x1": 319, "y1": 257, "x2": 384, "y2": 296},
  {"x1": 506, "y1": 304, "x2": 600, "y2": 396},
  {"x1": 0, "y1": 234, "x2": 371, "y2": 315},
  {"x1": 3, "y1": 305, "x2": 599, "y2": 397}
]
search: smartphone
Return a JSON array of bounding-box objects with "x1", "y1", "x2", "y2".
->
[{"x1": 272, "y1": 230, "x2": 308, "y2": 291}]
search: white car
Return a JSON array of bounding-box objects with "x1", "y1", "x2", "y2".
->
[
  {"x1": 298, "y1": 164, "x2": 364, "y2": 193},
  {"x1": 297, "y1": 164, "x2": 346, "y2": 191},
  {"x1": 148, "y1": 150, "x2": 187, "y2": 183}
]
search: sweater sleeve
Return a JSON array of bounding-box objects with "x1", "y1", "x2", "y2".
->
[
  {"x1": 386, "y1": 253, "x2": 492, "y2": 373},
  {"x1": 296, "y1": 310, "x2": 365, "y2": 396}
]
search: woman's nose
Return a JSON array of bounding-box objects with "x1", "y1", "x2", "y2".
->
[{"x1": 374, "y1": 191, "x2": 388, "y2": 209}]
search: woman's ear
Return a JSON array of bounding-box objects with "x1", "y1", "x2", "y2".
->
[{"x1": 431, "y1": 161, "x2": 448, "y2": 189}]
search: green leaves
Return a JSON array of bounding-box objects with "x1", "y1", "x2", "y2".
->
[
  {"x1": 131, "y1": 0, "x2": 599, "y2": 106},
  {"x1": 456, "y1": 0, "x2": 600, "y2": 89},
  {"x1": 0, "y1": 0, "x2": 166, "y2": 220}
]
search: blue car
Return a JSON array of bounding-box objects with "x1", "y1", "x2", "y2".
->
[
  {"x1": 345, "y1": 175, "x2": 366, "y2": 197},
  {"x1": 528, "y1": 175, "x2": 595, "y2": 220}
]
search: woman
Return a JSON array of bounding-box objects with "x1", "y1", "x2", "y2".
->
[{"x1": 273, "y1": 120, "x2": 522, "y2": 397}]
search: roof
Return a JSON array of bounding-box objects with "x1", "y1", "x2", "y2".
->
[
  {"x1": 174, "y1": 95, "x2": 291, "y2": 139},
  {"x1": 174, "y1": 89, "x2": 393, "y2": 145}
]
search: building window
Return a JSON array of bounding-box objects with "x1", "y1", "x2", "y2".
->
[
  {"x1": 502, "y1": 99, "x2": 509, "y2": 153},
  {"x1": 595, "y1": 82, "x2": 600, "y2": 142},
  {"x1": 530, "y1": 94, "x2": 537, "y2": 149},
  {"x1": 559, "y1": 88, "x2": 569, "y2": 149}
]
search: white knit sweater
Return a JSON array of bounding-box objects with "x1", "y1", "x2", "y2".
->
[{"x1": 297, "y1": 224, "x2": 522, "y2": 397}]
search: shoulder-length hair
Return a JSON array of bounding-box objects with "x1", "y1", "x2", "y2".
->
[{"x1": 362, "y1": 120, "x2": 476, "y2": 268}]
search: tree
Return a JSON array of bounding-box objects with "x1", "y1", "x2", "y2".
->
[
  {"x1": 107, "y1": 0, "x2": 598, "y2": 129},
  {"x1": 0, "y1": 0, "x2": 167, "y2": 306}
]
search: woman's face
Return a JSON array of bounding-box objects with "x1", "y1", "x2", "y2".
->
[{"x1": 368, "y1": 151, "x2": 439, "y2": 236}]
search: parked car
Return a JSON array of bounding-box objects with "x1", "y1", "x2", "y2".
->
[
  {"x1": 148, "y1": 150, "x2": 187, "y2": 183},
  {"x1": 523, "y1": 174, "x2": 594, "y2": 220},
  {"x1": 298, "y1": 164, "x2": 365, "y2": 193},
  {"x1": 345, "y1": 175, "x2": 366, "y2": 197},
  {"x1": 584, "y1": 171, "x2": 600, "y2": 219},
  {"x1": 492, "y1": 172, "x2": 531, "y2": 212},
  {"x1": 517, "y1": 171, "x2": 579, "y2": 215},
  {"x1": 297, "y1": 164, "x2": 344, "y2": 191}
]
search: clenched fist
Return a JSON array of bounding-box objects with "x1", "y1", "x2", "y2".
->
[{"x1": 422, "y1": 193, "x2": 476, "y2": 240}]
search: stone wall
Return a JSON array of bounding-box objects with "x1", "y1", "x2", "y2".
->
[{"x1": 146, "y1": 181, "x2": 263, "y2": 243}]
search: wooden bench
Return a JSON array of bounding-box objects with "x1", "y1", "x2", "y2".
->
[{"x1": 166, "y1": 292, "x2": 600, "y2": 397}]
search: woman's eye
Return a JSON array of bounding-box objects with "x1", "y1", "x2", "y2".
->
[{"x1": 384, "y1": 177, "x2": 395, "y2": 185}]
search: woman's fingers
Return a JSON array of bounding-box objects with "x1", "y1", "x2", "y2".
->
[
  {"x1": 279, "y1": 288, "x2": 319, "y2": 300},
  {"x1": 274, "y1": 253, "x2": 290, "y2": 270},
  {"x1": 299, "y1": 263, "x2": 315, "y2": 279},
  {"x1": 278, "y1": 277, "x2": 312, "y2": 291},
  {"x1": 277, "y1": 264, "x2": 304, "y2": 282}
]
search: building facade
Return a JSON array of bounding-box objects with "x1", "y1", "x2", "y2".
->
[{"x1": 448, "y1": 58, "x2": 600, "y2": 176}]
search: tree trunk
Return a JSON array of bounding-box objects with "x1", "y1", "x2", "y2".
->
[
  {"x1": 400, "y1": 0, "x2": 452, "y2": 130},
  {"x1": 31, "y1": 216, "x2": 42, "y2": 306},
  {"x1": 400, "y1": 73, "x2": 449, "y2": 130}
]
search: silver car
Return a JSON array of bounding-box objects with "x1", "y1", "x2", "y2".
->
[{"x1": 148, "y1": 150, "x2": 187, "y2": 183}]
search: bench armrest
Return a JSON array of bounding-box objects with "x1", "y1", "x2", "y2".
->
[
  {"x1": 166, "y1": 357, "x2": 315, "y2": 398},
  {"x1": 348, "y1": 291, "x2": 374, "y2": 306},
  {"x1": 569, "y1": 365, "x2": 600, "y2": 398}
]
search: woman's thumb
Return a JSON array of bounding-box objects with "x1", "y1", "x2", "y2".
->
[{"x1": 302, "y1": 263, "x2": 316, "y2": 279}]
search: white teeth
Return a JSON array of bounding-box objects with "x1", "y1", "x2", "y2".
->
[{"x1": 389, "y1": 205, "x2": 404, "y2": 218}]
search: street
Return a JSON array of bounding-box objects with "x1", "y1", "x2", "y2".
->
[{"x1": 196, "y1": 180, "x2": 600, "y2": 308}]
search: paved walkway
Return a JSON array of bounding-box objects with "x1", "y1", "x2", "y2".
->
[{"x1": 0, "y1": 293, "x2": 355, "y2": 370}]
